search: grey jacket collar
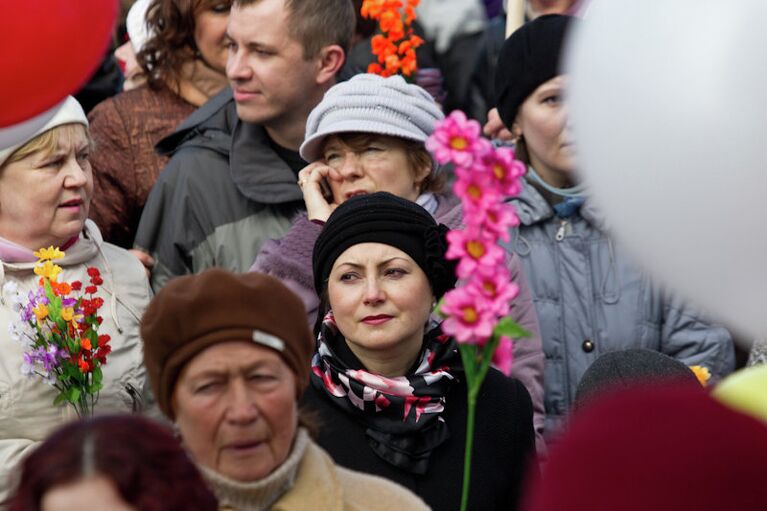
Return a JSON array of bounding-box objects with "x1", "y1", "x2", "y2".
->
[{"x1": 509, "y1": 179, "x2": 607, "y2": 230}]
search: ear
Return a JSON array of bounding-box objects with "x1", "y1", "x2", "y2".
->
[
  {"x1": 315, "y1": 45, "x2": 346, "y2": 86},
  {"x1": 413, "y1": 160, "x2": 432, "y2": 191},
  {"x1": 511, "y1": 116, "x2": 523, "y2": 141}
]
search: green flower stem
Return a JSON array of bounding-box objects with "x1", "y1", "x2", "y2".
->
[{"x1": 458, "y1": 334, "x2": 501, "y2": 511}]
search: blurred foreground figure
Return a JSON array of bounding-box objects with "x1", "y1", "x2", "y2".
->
[
  {"x1": 7, "y1": 415, "x2": 217, "y2": 511},
  {"x1": 523, "y1": 384, "x2": 767, "y2": 511}
]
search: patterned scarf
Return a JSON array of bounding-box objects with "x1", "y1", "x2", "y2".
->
[{"x1": 310, "y1": 311, "x2": 462, "y2": 474}]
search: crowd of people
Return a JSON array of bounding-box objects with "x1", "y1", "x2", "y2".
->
[{"x1": 0, "y1": 0, "x2": 764, "y2": 510}]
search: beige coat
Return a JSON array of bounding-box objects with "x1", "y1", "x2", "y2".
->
[
  {"x1": 208, "y1": 432, "x2": 430, "y2": 511},
  {"x1": 0, "y1": 220, "x2": 151, "y2": 501}
]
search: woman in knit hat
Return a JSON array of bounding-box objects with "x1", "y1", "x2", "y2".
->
[
  {"x1": 493, "y1": 14, "x2": 734, "y2": 436},
  {"x1": 0, "y1": 96, "x2": 151, "y2": 502},
  {"x1": 251, "y1": 73, "x2": 546, "y2": 451},
  {"x1": 304, "y1": 192, "x2": 537, "y2": 511},
  {"x1": 140, "y1": 268, "x2": 428, "y2": 510}
]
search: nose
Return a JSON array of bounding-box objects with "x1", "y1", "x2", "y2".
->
[
  {"x1": 63, "y1": 157, "x2": 88, "y2": 188},
  {"x1": 336, "y1": 152, "x2": 364, "y2": 180},
  {"x1": 226, "y1": 48, "x2": 251, "y2": 83},
  {"x1": 225, "y1": 379, "x2": 259, "y2": 425},
  {"x1": 363, "y1": 277, "x2": 385, "y2": 306}
]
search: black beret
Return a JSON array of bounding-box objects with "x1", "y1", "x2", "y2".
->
[
  {"x1": 312, "y1": 192, "x2": 456, "y2": 299},
  {"x1": 495, "y1": 14, "x2": 575, "y2": 129}
]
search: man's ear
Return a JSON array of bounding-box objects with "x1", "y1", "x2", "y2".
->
[{"x1": 315, "y1": 45, "x2": 346, "y2": 85}]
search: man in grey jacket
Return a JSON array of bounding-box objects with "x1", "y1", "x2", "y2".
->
[{"x1": 134, "y1": 0, "x2": 354, "y2": 291}]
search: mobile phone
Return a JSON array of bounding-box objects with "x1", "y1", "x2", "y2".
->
[{"x1": 319, "y1": 177, "x2": 334, "y2": 203}]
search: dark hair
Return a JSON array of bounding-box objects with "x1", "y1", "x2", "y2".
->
[
  {"x1": 233, "y1": 0, "x2": 355, "y2": 59},
  {"x1": 320, "y1": 133, "x2": 446, "y2": 194},
  {"x1": 7, "y1": 415, "x2": 217, "y2": 511},
  {"x1": 137, "y1": 0, "x2": 232, "y2": 91}
]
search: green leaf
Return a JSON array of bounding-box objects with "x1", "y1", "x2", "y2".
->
[
  {"x1": 66, "y1": 387, "x2": 81, "y2": 404},
  {"x1": 458, "y1": 343, "x2": 478, "y2": 382},
  {"x1": 494, "y1": 316, "x2": 531, "y2": 340},
  {"x1": 88, "y1": 382, "x2": 103, "y2": 394},
  {"x1": 92, "y1": 366, "x2": 103, "y2": 386},
  {"x1": 53, "y1": 391, "x2": 68, "y2": 406}
]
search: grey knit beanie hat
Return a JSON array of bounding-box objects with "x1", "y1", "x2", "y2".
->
[{"x1": 299, "y1": 73, "x2": 444, "y2": 166}]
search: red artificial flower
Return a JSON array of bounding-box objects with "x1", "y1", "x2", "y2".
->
[
  {"x1": 97, "y1": 334, "x2": 110, "y2": 347},
  {"x1": 71, "y1": 281, "x2": 82, "y2": 291},
  {"x1": 85, "y1": 285, "x2": 97, "y2": 295},
  {"x1": 87, "y1": 267, "x2": 100, "y2": 278}
]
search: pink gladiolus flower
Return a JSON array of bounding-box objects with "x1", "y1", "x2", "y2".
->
[
  {"x1": 453, "y1": 171, "x2": 502, "y2": 218},
  {"x1": 492, "y1": 336, "x2": 514, "y2": 376},
  {"x1": 445, "y1": 228, "x2": 505, "y2": 278},
  {"x1": 440, "y1": 288, "x2": 496, "y2": 345},
  {"x1": 477, "y1": 202, "x2": 520, "y2": 242},
  {"x1": 425, "y1": 110, "x2": 490, "y2": 167},
  {"x1": 466, "y1": 268, "x2": 519, "y2": 316},
  {"x1": 481, "y1": 146, "x2": 526, "y2": 196}
]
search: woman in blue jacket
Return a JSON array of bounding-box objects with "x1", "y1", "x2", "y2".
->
[{"x1": 494, "y1": 14, "x2": 735, "y2": 435}]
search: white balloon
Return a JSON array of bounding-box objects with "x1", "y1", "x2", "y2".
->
[
  {"x1": 0, "y1": 103, "x2": 61, "y2": 150},
  {"x1": 565, "y1": 0, "x2": 767, "y2": 340}
]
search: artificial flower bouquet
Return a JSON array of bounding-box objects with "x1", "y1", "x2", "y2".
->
[
  {"x1": 362, "y1": 0, "x2": 424, "y2": 77},
  {"x1": 4, "y1": 247, "x2": 111, "y2": 417},
  {"x1": 426, "y1": 111, "x2": 529, "y2": 511}
]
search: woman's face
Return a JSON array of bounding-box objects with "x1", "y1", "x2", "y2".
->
[
  {"x1": 328, "y1": 243, "x2": 434, "y2": 374},
  {"x1": 322, "y1": 135, "x2": 431, "y2": 204},
  {"x1": 0, "y1": 124, "x2": 93, "y2": 250},
  {"x1": 172, "y1": 341, "x2": 298, "y2": 482},
  {"x1": 41, "y1": 476, "x2": 135, "y2": 511},
  {"x1": 513, "y1": 75, "x2": 575, "y2": 187},
  {"x1": 194, "y1": 2, "x2": 231, "y2": 73}
]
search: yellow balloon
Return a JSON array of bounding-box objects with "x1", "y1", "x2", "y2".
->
[{"x1": 712, "y1": 365, "x2": 767, "y2": 423}]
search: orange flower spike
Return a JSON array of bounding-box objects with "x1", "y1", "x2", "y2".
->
[
  {"x1": 81, "y1": 338, "x2": 92, "y2": 351},
  {"x1": 368, "y1": 62, "x2": 384, "y2": 75},
  {"x1": 400, "y1": 50, "x2": 417, "y2": 76},
  {"x1": 409, "y1": 34, "x2": 424, "y2": 48},
  {"x1": 361, "y1": 0, "x2": 384, "y2": 18},
  {"x1": 404, "y1": 4, "x2": 417, "y2": 24}
]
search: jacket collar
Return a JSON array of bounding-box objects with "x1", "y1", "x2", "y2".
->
[
  {"x1": 509, "y1": 179, "x2": 607, "y2": 230},
  {"x1": 229, "y1": 119, "x2": 304, "y2": 205},
  {"x1": 1, "y1": 220, "x2": 101, "y2": 270}
]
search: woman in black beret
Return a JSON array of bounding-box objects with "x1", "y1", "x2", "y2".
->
[{"x1": 304, "y1": 191, "x2": 537, "y2": 511}]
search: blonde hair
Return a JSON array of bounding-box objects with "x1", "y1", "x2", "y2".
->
[{"x1": 2, "y1": 124, "x2": 92, "y2": 169}]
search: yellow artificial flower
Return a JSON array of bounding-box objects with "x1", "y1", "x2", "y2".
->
[
  {"x1": 33, "y1": 303, "x2": 49, "y2": 322},
  {"x1": 33, "y1": 246, "x2": 65, "y2": 262},
  {"x1": 690, "y1": 365, "x2": 712, "y2": 386},
  {"x1": 33, "y1": 260, "x2": 62, "y2": 281},
  {"x1": 61, "y1": 307, "x2": 74, "y2": 322}
]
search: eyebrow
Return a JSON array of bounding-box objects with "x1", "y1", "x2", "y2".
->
[
  {"x1": 187, "y1": 360, "x2": 276, "y2": 381},
  {"x1": 334, "y1": 257, "x2": 411, "y2": 270}
]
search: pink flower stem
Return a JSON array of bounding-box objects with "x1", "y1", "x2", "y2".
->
[{"x1": 458, "y1": 333, "x2": 501, "y2": 511}]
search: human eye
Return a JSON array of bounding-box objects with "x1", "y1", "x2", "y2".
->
[
  {"x1": 324, "y1": 151, "x2": 340, "y2": 162},
  {"x1": 542, "y1": 94, "x2": 561, "y2": 105},
  {"x1": 384, "y1": 267, "x2": 408, "y2": 279},
  {"x1": 339, "y1": 272, "x2": 360, "y2": 282},
  {"x1": 76, "y1": 149, "x2": 90, "y2": 164},
  {"x1": 194, "y1": 380, "x2": 222, "y2": 394},
  {"x1": 248, "y1": 372, "x2": 277, "y2": 383},
  {"x1": 364, "y1": 145, "x2": 384, "y2": 153},
  {"x1": 211, "y1": 2, "x2": 230, "y2": 13}
]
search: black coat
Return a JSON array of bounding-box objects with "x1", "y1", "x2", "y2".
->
[{"x1": 302, "y1": 368, "x2": 537, "y2": 511}]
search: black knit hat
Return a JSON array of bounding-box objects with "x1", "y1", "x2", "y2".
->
[
  {"x1": 312, "y1": 192, "x2": 456, "y2": 299},
  {"x1": 495, "y1": 14, "x2": 575, "y2": 129},
  {"x1": 574, "y1": 349, "x2": 700, "y2": 409}
]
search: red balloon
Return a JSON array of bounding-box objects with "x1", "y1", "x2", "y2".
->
[{"x1": 0, "y1": 0, "x2": 117, "y2": 127}]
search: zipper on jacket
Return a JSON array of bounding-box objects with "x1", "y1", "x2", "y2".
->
[
  {"x1": 555, "y1": 219, "x2": 569, "y2": 241},
  {"x1": 126, "y1": 383, "x2": 144, "y2": 412}
]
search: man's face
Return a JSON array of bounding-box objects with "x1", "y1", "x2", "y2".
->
[{"x1": 225, "y1": 0, "x2": 321, "y2": 128}]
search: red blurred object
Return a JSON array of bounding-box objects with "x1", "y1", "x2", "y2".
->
[{"x1": 0, "y1": 0, "x2": 117, "y2": 127}]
